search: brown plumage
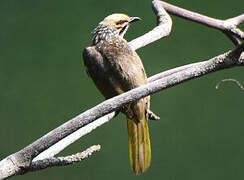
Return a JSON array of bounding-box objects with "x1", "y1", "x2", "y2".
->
[{"x1": 83, "y1": 13, "x2": 158, "y2": 174}]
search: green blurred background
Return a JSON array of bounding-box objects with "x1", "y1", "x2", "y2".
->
[{"x1": 1, "y1": 0, "x2": 244, "y2": 179}]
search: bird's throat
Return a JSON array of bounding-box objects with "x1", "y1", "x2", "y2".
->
[{"x1": 92, "y1": 24, "x2": 123, "y2": 45}]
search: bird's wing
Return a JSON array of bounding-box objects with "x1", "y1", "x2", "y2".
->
[
  {"x1": 83, "y1": 46, "x2": 125, "y2": 98},
  {"x1": 83, "y1": 46, "x2": 104, "y2": 77}
]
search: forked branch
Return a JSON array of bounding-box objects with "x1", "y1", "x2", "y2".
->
[
  {"x1": 0, "y1": 0, "x2": 244, "y2": 179},
  {"x1": 156, "y1": 0, "x2": 244, "y2": 45}
]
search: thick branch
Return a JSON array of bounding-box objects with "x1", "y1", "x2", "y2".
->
[
  {"x1": 1, "y1": 1, "x2": 244, "y2": 179},
  {"x1": 33, "y1": 112, "x2": 115, "y2": 161},
  {"x1": 1, "y1": 43, "x2": 243, "y2": 179}
]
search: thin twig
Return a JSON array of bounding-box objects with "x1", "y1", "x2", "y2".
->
[
  {"x1": 30, "y1": 145, "x2": 101, "y2": 171},
  {"x1": 216, "y1": 79, "x2": 244, "y2": 90}
]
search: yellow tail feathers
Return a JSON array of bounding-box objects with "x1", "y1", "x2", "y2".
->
[{"x1": 127, "y1": 116, "x2": 151, "y2": 175}]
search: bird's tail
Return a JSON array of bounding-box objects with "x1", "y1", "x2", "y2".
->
[{"x1": 127, "y1": 113, "x2": 151, "y2": 175}]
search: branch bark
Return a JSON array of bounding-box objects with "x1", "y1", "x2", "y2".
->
[
  {"x1": 157, "y1": 1, "x2": 244, "y2": 45},
  {"x1": 30, "y1": 145, "x2": 100, "y2": 171},
  {"x1": 0, "y1": 0, "x2": 244, "y2": 179},
  {"x1": 33, "y1": 112, "x2": 116, "y2": 161}
]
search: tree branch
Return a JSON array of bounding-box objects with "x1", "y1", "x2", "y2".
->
[
  {"x1": 156, "y1": 0, "x2": 244, "y2": 44},
  {"x1": 1, "y1": 0, "x2": 244, "y2": 179},
  {"x1": 30, "y1": 145, "x2": 101, "y2": 171},
  {"x1": 216, "y1": 78, "x2": 244, "y2": 91},
  {"x1": 33, "y1": 112, "x2": 115, "y2": 161},
  {"x1": 1, "y1": 42, "x2": 243, "y2": 179},
  {"x1": 33, "y1": 0, "x2": 173, "y2": 163},
  {"x1": 128, "y1": 0, "x2": 172, "y2": 50}
]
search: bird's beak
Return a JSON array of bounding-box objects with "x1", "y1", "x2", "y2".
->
[{"x1": 129, "y1": 17, "x2": 141, "y2": 24}]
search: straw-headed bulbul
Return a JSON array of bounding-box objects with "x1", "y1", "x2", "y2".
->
[{"x1": 83, "y1": 13, "x2": 159, "y2": 174}]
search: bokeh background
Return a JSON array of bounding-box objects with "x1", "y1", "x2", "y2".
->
[{"x1": 1, "y1": 0, "x2": 244, "y2": 179}]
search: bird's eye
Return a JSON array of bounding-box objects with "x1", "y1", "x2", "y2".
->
[{"x1": 116, "y1": 20, "x2": 127, "y2": 25}]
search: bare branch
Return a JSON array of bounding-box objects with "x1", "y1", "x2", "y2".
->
[
  {"x1": 224, "y1": 31, "x2": 242, "y2": 46},
  {"x1": 33, "y1": 112, "x2": 115, "y2": 161},
  {"x1": 1, "y1": 1, "x2": 244, "y2": 179},
  {"x1": 128, "y1": 0, "x2": 172, "y2": 50},
  {"x1": 30, "y1": 145, "x2": 101, "y2": 171},
  {"x1": 31, "y1": 0, "x2": 172, "y2": 163},
  {"x1": 216, "y1": 79, "x2": 244, "y2": 91},
  {"x1": 227, "y1": 14, "x2": 244, "y2": 26},
  {"x1": 156, "y1": 0, "x2": 244, "y2": 44},
  {"x1": 148, "y1": 61, "x2": 203, "y2": 82}
]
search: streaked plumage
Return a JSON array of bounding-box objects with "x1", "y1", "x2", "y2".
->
[{"x1": 83, "y1": 13, "x2": 154, "y2": 174}]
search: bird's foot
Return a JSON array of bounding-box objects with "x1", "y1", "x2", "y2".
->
[{"x1": 147, "y1": 109, "x2": 160, "y2": 121}]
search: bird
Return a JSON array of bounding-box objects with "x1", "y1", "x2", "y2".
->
[{"x1": 82, "y1": 13, "x2": 159, "y2": 174}]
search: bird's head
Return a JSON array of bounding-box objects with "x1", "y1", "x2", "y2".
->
[{"x1": 99, "y1": 13, "x2": 141, "y2": 37}]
